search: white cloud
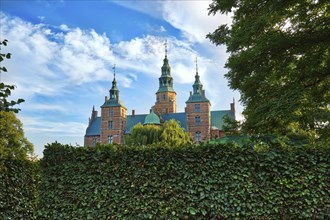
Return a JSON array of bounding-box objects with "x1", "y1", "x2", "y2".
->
[
  {"x1": 162, "y1": 1, "x2": 232, "y2": 43},
  {"x1": 0, "y1": 6, "x2": 243, "y2": 158},
  {"x1": 59, "y1": 24, "x2": 70, "y2": 31}
]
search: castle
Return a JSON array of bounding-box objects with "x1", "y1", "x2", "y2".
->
[{"x1": 84, "y1": 47, "x2": 235, "y2": 146}]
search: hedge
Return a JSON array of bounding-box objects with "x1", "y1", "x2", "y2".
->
[
  {"x1": 36, "y1": 143, "x2": 330, "y2": 219},
  {"x1": 0, "y1": 157, "x2": 39, "y2": 219}
]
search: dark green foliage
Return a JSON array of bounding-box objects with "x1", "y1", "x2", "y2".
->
[
  {"x1": 37, "y1": 142, "x2": 330, "y2": 219},
  {"x1": 222, "y1": 114, "x2": 241, "y2": 135},
  {"x1": 0, "y1": 39, "x2": 24, "y2": 112},
  {"x1": 0, "y1": 158, "x2": 39, "y2": 219},
  {"x1": 207, "y1": 0, "x2": 330, "y2": 140}
]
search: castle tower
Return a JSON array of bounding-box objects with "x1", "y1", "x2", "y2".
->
[
  {"x1": 185, "y1": 58, "x2": 211, "y2": 142},
  {"x1": 152, "y1": 41, "x2": 177, "y2": 115},
  {"x1": 100, "y1": 65, "x2": 127, "y2": 144}
]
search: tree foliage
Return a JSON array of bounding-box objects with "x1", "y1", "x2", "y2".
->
[
  {"x1": 125, "y1": 123, "x2": 162, "y2": 146},
  {"x1": 161, "y1": 119, "x2": 192, "y2": 147},
  {"x1": 222, "y1": 114, "x2": 241, "y2": 135},
  {"x1": 207, "y1": 0, "x2": 330, "y2": 141},
  {"x1": 0, "y1": 39, "x2": 24, "y2": 113},
  {"x1": 37, "y1": 142, "x2": 330, "y2": 219},
  {"x1": 125, "y1": 119, "x2": 192, "y2": 147},
  {"x1": 0, "y1": 111, "x2": 34, "y2": 159}
]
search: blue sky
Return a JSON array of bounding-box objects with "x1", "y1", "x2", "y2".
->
[{"x1": 1, "y1": 0, "x2": 242, "y2": 157}]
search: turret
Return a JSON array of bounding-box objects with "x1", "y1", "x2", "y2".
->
[
  {"x1": 100, "y1": 64, "x2": 127, "y2": 144},
  {"x1": 185, "y1": 57, "x2": 211, "y2": 142}
]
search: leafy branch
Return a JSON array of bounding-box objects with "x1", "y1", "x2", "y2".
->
[{"x1": 0, "y1": 39, "x2": 24, "y2": 113}]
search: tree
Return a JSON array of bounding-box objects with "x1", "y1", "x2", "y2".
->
[
  {"x1": 207, "y1": 0, "x2": 330, "y2": 141},
  {"x1": 125, "y1": 120, "x2": 192, "y2": 147},
  {"x1": 125, "y1": 123, "x2": 162, "y2": 146},
  {"x1": 0, "y1": 39, "x2": 24, "y2": 112},
  {"x1": 161, "y1": 119, "x2": 192, "y2": 147},
  {"x1": 222, "y1": 114, "x2": 241, "y2": 135},
  {"x1": 0, "y1": 111, "x2": 34, "y2": 159}
]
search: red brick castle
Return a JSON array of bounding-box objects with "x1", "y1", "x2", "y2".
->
[{"x1": 84, "y1": 46, "x2": 235, "y2": 146}]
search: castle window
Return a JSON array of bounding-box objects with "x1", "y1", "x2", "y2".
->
[
  {"x1": 108, "y1": 121, "x2": 113, "y2": 129},
  {"x1": 195, "y1": 131, "x2": 201, "y2": 142},
  {"x1": 108, "y1": 109, "x2": 114, "y2": 117},
  {"x1": 163, "y1": 94, "x2": 166, "y2": 100},
  {"x1": 92, "y1": 137, "x2": 97, "y2": 146},
  {"x1": 195, "y1": 116, "x2": 201, "y2": 126},
  {"x1": 195, "y1": 104, "x2": 200, "y2": 112},
  {"x1": 108, "y1": 135, "x2": 113, "y2": 144}
]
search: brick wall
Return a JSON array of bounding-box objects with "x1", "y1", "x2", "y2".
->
[
  {"x1": 185, "y1": 102, "x2": 211, "y2": 142},
  {"x1": 153, "y1": 91, "x2": 177, "y2": 114},
  {"x1": 84, "y1": 135, "x2": 100, "y2": 147},
  {"x1": 100, "y1": 106, "x2": 126, "y2": 144}
]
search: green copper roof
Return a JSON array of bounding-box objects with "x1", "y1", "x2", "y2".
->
[
  {"x1": 126, "y1": 114, "x2": 147, "y2": 132},
  {"x1": 157, "y1": 54, "x2": 175, "y2": 93},
  {"x1": 157, "y1": 86, "x2": 176, "y2": 93},
  {"x1": 144, "y1": 111, "x2": 160, "y2": 125},
  {"x1": 161, "y1": 56, "x2": 171, "y2": 76},
  {"x1": 101, "y1": 99, "x2": 126, "y2": 108},
  {"x1": 186, "y1": 93, "x2": 209, "y2": 103},
  {"x1": 186, "y1": 70, "x2": 209, "y2": 103},
  {"x1": 101, "y1": 68, "x2": 126, "y2": 108}
]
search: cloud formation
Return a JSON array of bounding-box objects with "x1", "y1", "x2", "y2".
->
[{"x1": 0, "y1": 4, "x2": 241, "y2": 158}]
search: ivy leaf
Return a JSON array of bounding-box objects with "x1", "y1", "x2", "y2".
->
[{"x1": 188, "y1": 207, "x2": 196, "y2": 215}]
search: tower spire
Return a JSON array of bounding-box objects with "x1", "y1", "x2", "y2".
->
[
  {"x1": 109, "y1": 63, "x2": 119, "y2": 100},
  {"x1": 164, "y1": 40, "x2": 168, "y2": 57},
  {"x1": 195, "y1": 56, "x2": 198, "y2": 74},
  {"x1": 113, "y1": 63, "x2": 116, "y2": 80}
]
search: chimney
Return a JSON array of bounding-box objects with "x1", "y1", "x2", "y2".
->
[
  {"x1": 132, "y1": 109, "x2": 135, "y2": 116},
  {"x1": 190, "y1": 91, "x2": 192, "y2": 97},
  {"x1": 230, "y1": 98, "x2": 235, "y2": 113},
  {"x1": 202, "y1": 90, "x2": 205, "y2": 98},
  {"x1": 105, "y1": 96, "x2": 108, "y2": 101}
]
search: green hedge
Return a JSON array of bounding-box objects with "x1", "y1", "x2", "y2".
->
[
  {"x1": 37, "y1": 143, "x2": 330, "y2": 219},
  {"x1": 0, "y1": 157, "x2": 39, "y2": 219}
]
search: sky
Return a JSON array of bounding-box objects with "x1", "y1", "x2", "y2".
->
[{"x1": 0, "y1": 0, "x2": 242, "y2": 158}]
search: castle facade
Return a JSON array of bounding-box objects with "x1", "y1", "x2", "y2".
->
[{"x1": 84, "y1": 50, "x2": 235, "y2": 146}]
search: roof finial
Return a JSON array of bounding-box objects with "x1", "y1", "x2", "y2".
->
[
  {"x1": 195, "y1": 56, "x2": 198, "y2": 74},
  {"x1": 112, "y1": 63, "x2": 116, "y2": 79},
  {"x1": 164, "y1": 40, "x2": 168, "y2": 57}
]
